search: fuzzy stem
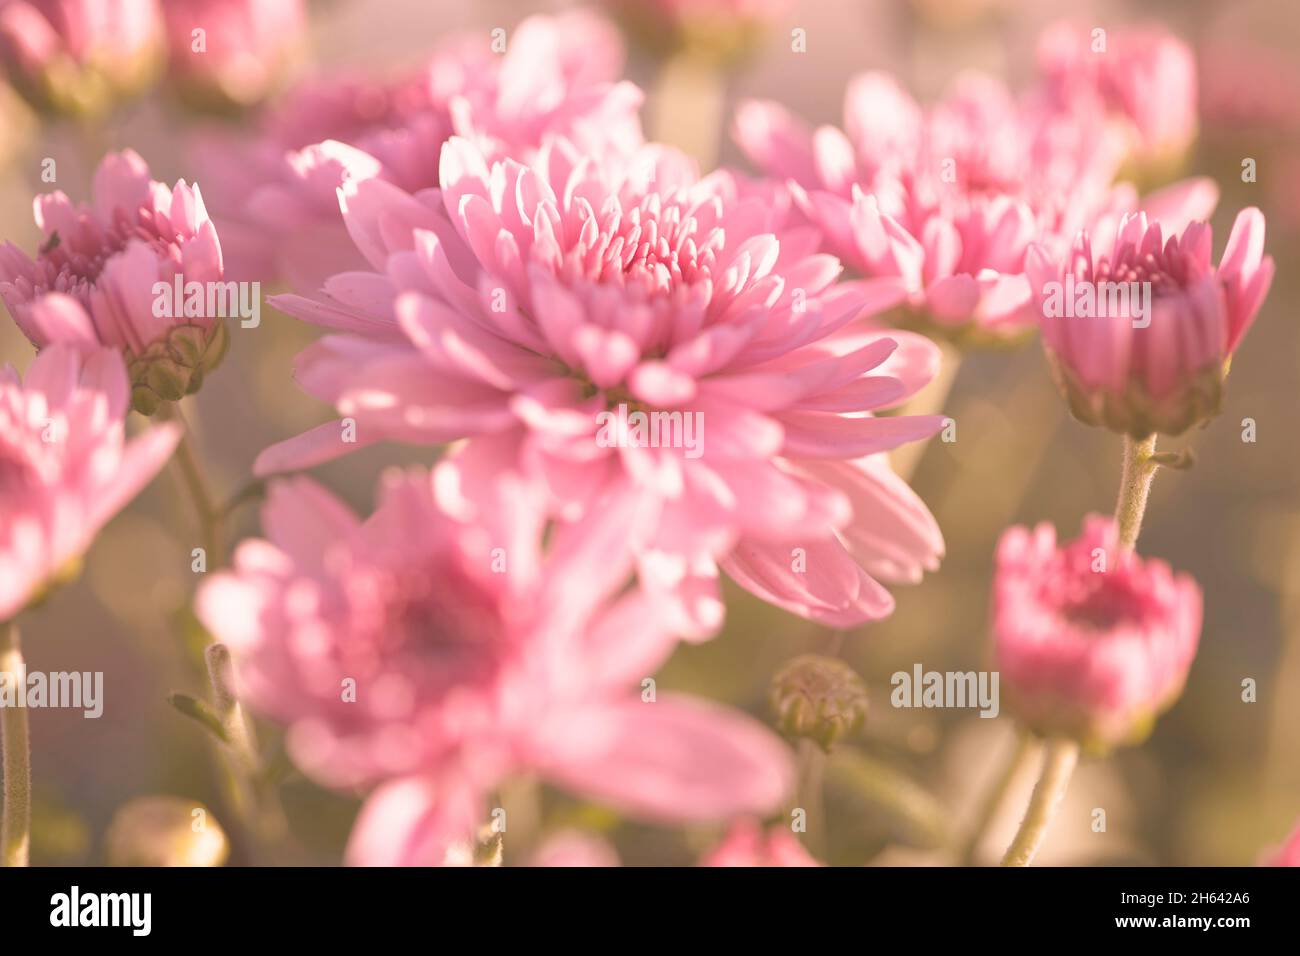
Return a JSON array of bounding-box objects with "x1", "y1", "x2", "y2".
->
[
  {"x1": 795, "y1": 739, "x2": 827, "y2": 858},
  {"x1": 172, "y1": 428, "x2": 224, "y2": 565},
  {"x1": 205, "y1": 644, "x2": 286, "y2": 845},
  {"x1": 1114, "y1": 433, "x2": 1158, "y2": 551},
  {"x1": 1000, "y1": 738, "x2": 1079, "y2": 867},
  {"x1": 0, "y1": 623, "x2": 31, "y2": 867},
  {"x1": 960, "y1": 731, "x2": 1035, "y2": 866}
]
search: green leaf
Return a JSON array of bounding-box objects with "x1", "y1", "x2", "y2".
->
[{"x1": 167, "y1": 692, "x2": 230, "y2": 744}]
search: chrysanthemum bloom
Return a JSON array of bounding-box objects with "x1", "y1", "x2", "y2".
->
[
  {"x1": 193, "y1": 11, "x2": 642, "y2": 287},
  {"x1": 701, "y1": 819, "x2": 819, "y2": 866},
  {"x1": 734, "y1": 71, "x2": 1126, "y2": 343},
  {"x1": 0, "y1": 0, "x2": 162, "y2": 117},
  {"x1": 0, "y1": 336, "x2": 179, "y2": 622},
  {"x1": 0, "y1": 149, "x2": 229, "y2": 415},
  {"x1": 196, "y1": 461, "x2": 794, "y2": 866},
  {"x1": 259, "y1": 136, "x2": 945, "y2": 631},
  {"x1": 1036, "y1": 21, "x2": 1197, "y2": 177},
  {"x1": 991, "y1": 515, "x2": 1202, "y2": 752},
  {"x1": 161, "y1": 0, "x2": 306, "y2": 112},
  {"x1": 1027, "y1": 207, "x2": 1274, "y2": 437},
  {"x1": 1261, "y1": 820, "x2": 1300, "y2": 867}
]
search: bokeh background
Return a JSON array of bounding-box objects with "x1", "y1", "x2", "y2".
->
[{"x1": 1, "y1": 0, "x2": 1296, "y2": 865}]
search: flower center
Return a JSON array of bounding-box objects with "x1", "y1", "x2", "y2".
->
[{"x1": 344, "y1": 560, "x2": 506, "y2": 691}]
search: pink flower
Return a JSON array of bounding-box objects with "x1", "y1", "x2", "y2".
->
[
  {"x1": 0, "y1": 334, "x2": 179, "y2": 622},
  {"x1": 0, "y1": 0, "x2": 162, "y2": 116},
  {"x1": 258, "y1": 137, "x2": 945, "y2": 631},
  {"x1": 161, "y1": 0, "x2": 306, "y2": 110},
  {"x1": 1027, "y1": 207, "x2": 1274, "y2": 437},
  {"x1": 0, "y1": 149, "x2": 228, "y2": 415},
  {"x1": 991, "y1": 515, "x2": 1202, "y2": 751},
  {"x1": 529, "y1": 830, "x2": 621, "y2": 867},
  {"x1": 195, "y1": 459, "x2": 794, "y2": 866},
  {"x1": 734, "y1": 71, "x2": 1124, "y2": 340},
  {"x1": 1261, "y1": 821, "x2": 1300, "y2": 867},
  {"x1": 701, "y1": 818, "x2": 820, "y2": 866},
  {"x1": 1036, "y1": 21, "x2": 1198, "y2": 171},
  {"x1": 194, "y1": 11, "x2": 642, "y2": 287}
]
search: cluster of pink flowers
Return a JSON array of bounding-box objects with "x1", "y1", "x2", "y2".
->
[
  {"x1": 195, "y1": 10, "x2": 642, "y2": 287},
  {"x1": 254, "y1": 138, "x2": 945, "y2": 634},
  {"x1": 0, "y1": 3, "x2": 1281, "y2": 868},
  {"x1": 0, "y1": 0, "x2": 307, "y2": 116},
  {"x1": 732, "y1": 22, "x2": 1221, "y2": 344},
  {"x1": 197, "y1": 465, "x2": 792, "y2": 864}
]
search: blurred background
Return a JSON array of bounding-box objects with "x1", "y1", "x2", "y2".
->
[{"x1": 1, "y1": 0, "x2": 1296, "y2": 865}]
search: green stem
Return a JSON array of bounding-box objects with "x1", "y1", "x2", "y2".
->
[
  {"x1": 795, "y1": 739, "x2": 827, "y2": 859},
  {"x1": 1114, "y1": 434, "x2": 1158, "y2": 551},
  {"x1": 1000, "y1": 738, "x2": 1079, "y2": 867},
  {"x1": 205, "y1": 644, "x2": 286, "y2": 846},
  {"x1": 160, "y1": 404, "x2": 225, "y2": 566},
  {"x1": 960, "y1": 731, "x2": 1035, "y2": 866},
  {"x1": 0, "y1": 622, "x2": 31, "y2": 867}
]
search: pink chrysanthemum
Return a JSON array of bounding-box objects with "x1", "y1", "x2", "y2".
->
[
  {"x1": 258, "y1": 136, "x2": 945, "y2": 632},
  {"x1": 1027, "y1": 207, "x2": 1274, "y2": 437},
  {"x1": 1036, "y1": 21, "x2": 1198, "y2": 171},
  {"x1": 161, "y1": 0, "x2": 307, "y2": 110},
  {"x1": 991, "y1": 515, "x2": 1202, "y2": 751},
  {"x1": 734, "y1": 71, "x2": 1126, "y2": 341},
  {"x1": 0, "y1": 0, "x2": 162, "y2": 116},
  {"x1": 0, "y1": 332, "x2": 179, "y2": 621},
  {"x1": 195, "y1": 11, "x2": 643, "y2": 287},
  {"x1": 0, "y1": 149, "x2": 228, "y2": 414},
  {"x1": 701, "y1": 818, "x2": 820, "y2": 866},
  {"x1": 196, "y1": 458, "x2": 793, "y2": 866}
]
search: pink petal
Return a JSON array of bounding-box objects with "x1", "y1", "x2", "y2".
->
[
  {"x1": 345, "y1": 774, "x2": 483, "y2": 867},
  {"x1": 542, "y1": 695, "x2": 794, "y2": 823}
]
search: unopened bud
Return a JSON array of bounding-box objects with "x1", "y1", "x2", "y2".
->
[
  {"x1": 769, "y1": 654, "x2": 868, "y2": 751},
  {"x1": 127, "y1": 320, "x2": 229, "y2": 415}
]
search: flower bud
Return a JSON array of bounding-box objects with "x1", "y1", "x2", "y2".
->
[
  {"x1": 991, "y1": 515, "x2": 1202, "y2": 753},
  {"x1": 104, "y1": 796, "x2": 229, "y2": 867},
  {"x1": 769, "y1": 654, "x2": 868, "y2": 752},
  {"x1": 127, "y1": 319, "x2": 229, "y2": 415}
]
